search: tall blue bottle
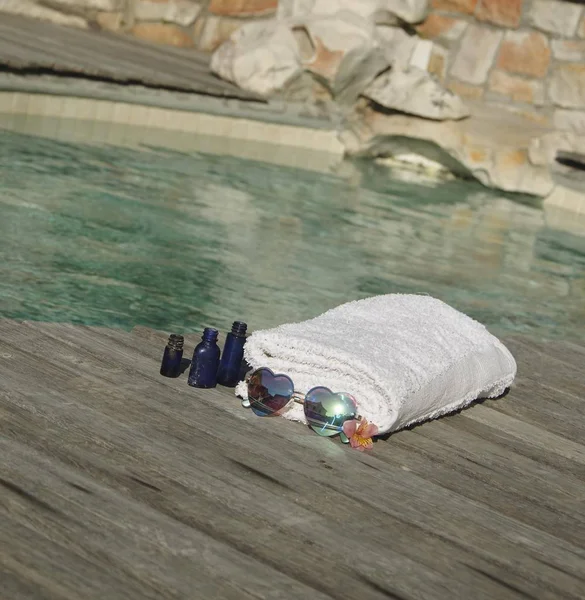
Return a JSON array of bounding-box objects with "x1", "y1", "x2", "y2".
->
[
  {"x1": 188, "y1": 327, "x2": 220, "y2": 388},
  {"x1": 217, "y1": 321, "x2": 247, "y2": 387}
]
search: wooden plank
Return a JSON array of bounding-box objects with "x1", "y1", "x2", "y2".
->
[
  {"x1": 1, "y1": 439, "x2": 332, "y2": 600},
  {"x1": 1, "y1": 319, "x2": 585, "y2": 599},
  {"x1": 0, "y1": 14, "x2": 263, "y2": 101},
  {"x1": 487, "y1": 377, "x2": 585, "y2": 444},
  {"x1": 0, "y1": 336, "x2": 496, "y2": 599},
  {"x1": 460, "y1": 405, "x2": 585, "y2": 466},
  {"x1": 0, "y1": 19, "x2": 212, "y2": 79}
]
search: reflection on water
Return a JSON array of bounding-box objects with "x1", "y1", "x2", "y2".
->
[{"x1": 0, "y1": 128, "x2": 583, "y2": 342}]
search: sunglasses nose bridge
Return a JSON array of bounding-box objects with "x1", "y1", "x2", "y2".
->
[{"x1": 291, "y1": 392, "x2": 305, "y2": 405}]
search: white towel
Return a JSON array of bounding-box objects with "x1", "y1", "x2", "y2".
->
[{"x1": 236, "y1": 294, "x2": 517, "y2": 435}]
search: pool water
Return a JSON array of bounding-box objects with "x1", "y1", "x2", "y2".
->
[{"x1": 1, "y1": 128, "x2": 584, "y2": 343}]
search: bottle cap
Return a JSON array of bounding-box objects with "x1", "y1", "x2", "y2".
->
[{"x1": 231, "y1": 321, "x2": 248, "y2": 336}]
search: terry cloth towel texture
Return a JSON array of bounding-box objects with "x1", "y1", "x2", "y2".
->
[{"x1": 236, "y1": 294, "x2": 517, "y2": 435}]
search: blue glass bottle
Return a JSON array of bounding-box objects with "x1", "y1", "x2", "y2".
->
[
  {"x1": 160, "y1": 334, "x2": 184, "y2": 378},
  {"x1": 188, "y1": 327, "x2": 220, "y2": 388},
  {"x1": 217, "y1": 321, "x2": 248, "y2": 387}
]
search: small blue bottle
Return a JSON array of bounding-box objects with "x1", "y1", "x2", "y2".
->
[
  {"x1": 217, "y1": 321, "x2": 248, "y2": 387},
  {"x1": 188, "y1": 327, "x2": 220, "y2": 388},
  {"x1": 160, "y1": 334, "x2": 184, "y2": 378}
]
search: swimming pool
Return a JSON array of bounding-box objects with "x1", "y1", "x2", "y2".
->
[{"x1": 1, "y1": 125, "x2": 583, "y2": 343}]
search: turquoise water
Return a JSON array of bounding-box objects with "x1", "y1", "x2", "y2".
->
[{"x1": 1, "y1": 127, "x2": 584, "y2": 342}]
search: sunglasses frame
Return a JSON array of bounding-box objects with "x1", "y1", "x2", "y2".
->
[{"x1": 243, "y1": 368, "x2": 363, "y2": 438}]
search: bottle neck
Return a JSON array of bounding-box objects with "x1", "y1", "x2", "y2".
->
[{"x1": 202, "y1": 327, "x2": 219, "y2": 343}]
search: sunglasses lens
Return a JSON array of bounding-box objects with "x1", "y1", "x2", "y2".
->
[
  {"x1": 247, "y1": 368, "x2": 294, "y2": 417},
  {"x1": 304, "y1": 387, "x2": 358, "y2": 437}
]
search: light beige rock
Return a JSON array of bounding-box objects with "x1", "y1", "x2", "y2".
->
[
  {"x1": 374, "y1": 24, "x2": 418, "y2": 68},
  {"x1": 0, "y1": 0, "x2": 88, "y2": 27},
  {"x1": 488, "y1": 70, "x2": 545, "y2": 106},
  {"x1": 544, "y1": 186, "x2": 585, "y2": 237},
  {"x1": 277, "y1": 0, "x2": 429, "y2": 24},
  {"x1": 427, "y1": 45, "x2": 448, "y2": 82},
  {"x1": 415, "y1": 14, "x2": 468, "y2": 47},
  {"x1": 496, "y1": 30, "x2": 551, "y2": 79},
  {"x1": 409, "y1": 38, "x2": 432, "y2": 70},
  {"x1": 450, "y1": 24, "x2": 502, "y2": 85},
  {"x1": 490, "y1": 148, "x2": 554, "y2": 198},
  {"x1": 554, "y1": 109, "x2": 585, "y2": 134},
  {"x1": 292, "y1": 16, "x2": 387, "y2": 104},
  {"x1": 40, "y1": 0, "x2": 123, "y2": 10},
  {"x1": 131, "y1": 22, "x2": 195, "y2": 46},
  {"x1": 342, "y1": 102, "x2": 555, "y2": 196},
  {"x1": 527, "y1": 0, "x2": 582, "y2": 37},
  {"x1": 95, "y1": 10, "x2": 123, "y2": 31},
  {"x1": 209, "y1": 0, "x2": 278, "y2": 17},
  {"x1": 195, "y1": 14, "x2": 243, "y2": 52},
  {"x1": 447, "y1": 80, "x2": 484, "y2": 101},
  {"x1": 528, "y1": 131, "x2": 584, "y2": 168},
  {"x1": 135, "y1": 0, "x2": 201, "y2": 26},
  {"x1": 551, "y1": 40, "x2": 585, "y2": 63},
  {"x1": 363, "y1": 66, "x2": 470, "y2": 120},
  {"x1": 549, "y1": 63, "x2": 585, "y2": 110},
  {"x1": 210, "y1": 20, "x2": 302, "y2": 96}
]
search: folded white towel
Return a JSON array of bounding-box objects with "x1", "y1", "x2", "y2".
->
[{"x1": 236, "y1": 294, "x2": 517, "y2": 435}]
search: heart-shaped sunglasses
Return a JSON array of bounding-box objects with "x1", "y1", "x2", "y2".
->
[{"x1": 243, "y1": 367, "x2": 378, "y2": 448}]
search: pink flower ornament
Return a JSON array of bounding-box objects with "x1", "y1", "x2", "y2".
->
[{"x1": 342, "y1": 418, "x2": 379, "y2": 451}]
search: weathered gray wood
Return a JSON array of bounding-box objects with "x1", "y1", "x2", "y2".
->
[
  {"x1": 0, "y1": 14, "x2": 263, "y2": 100},
  {"x1": 1, "y1": 319, "x2": 584, "y2": 599}
]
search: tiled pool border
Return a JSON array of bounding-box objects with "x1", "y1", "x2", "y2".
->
[{"x1": 0, "y1": 76, "x2": 345, "y2": 173}]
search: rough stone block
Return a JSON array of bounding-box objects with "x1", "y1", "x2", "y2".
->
[
  {"x1": 491, "y1": 146, "x2": 554, "y2": 197},
  {"x1": 210, "y1": 21, "x2": 302, "y2": 96},
  {"x1": 294, "y1": 16, "x2": 392, "y2": 104},
  {"x1": 551, "y1": 40, "x2": 585, "y2": 63},
  {"x1": 580, "y1": 15, "x2": 585, "y2": 38},
  {"x1": 461, "y1": 145, "x2": 493, "y2": 174},
  {"x1": 278, "y1": 1, "x2": 430, "y2": 24},
  {"x1": 363, "y1": 65, "x2": 470, "y2": 120},
  {"x1": 428, "y1": 47, "x2": 447, "y2": 82},
  {"x1": 476, "y1": 0, "x2": 523, "y2": 28},
  {"x1": 527, "y1": 0, "x2": 582, "y2": 37},
  {"x1": 450, "y1": 24, "x2": 502, "y2": 85},
  {"x1": 209, "y1": 0, "x2": 277, "y2": 17},
  {"x1": 447, "y1": 79, "x2": 484, "y2": 100},
  {"x1": 135, "y1": 1, "x2": 201, "y2": 26},
  {"x1": 375, "y1": 24, "x2": 418, "y2": 68},
  {"x1": 554, "y1": 109, "x2": 585, "y2": 134},
  {"x1": 38, "y1": 0, "x2": 123, "y2": 10},
  {"x1": 350, "y1": 103, "x2": 555, "y2": 196},
  {"x1": 508, "y1": 107, "x2": 550, "y2": 126},
  {"x1": 95, "y1": 10, "x2": 123, "y2": 31},
  {"x1": 496, "y1": 30, "x2": 550, "y2": 79},
  {"x1": 488, "y1": 70, "x2": 544, "y2": 105},
  {"x1": 415, "y1": 14, "x2": 467, "y2": 45},
  {"x1": 430, "y1": 0, "x2": 477, "y2": 14},
  {"x1": 131, "y1": 22, "x2": 195, "y2": 46},
  {"x1": 550, "y1": 63, "x2": 585, "y2": 110},
  {"x1": 194, "y1": 14, "x2": 243, "y2": 52}
]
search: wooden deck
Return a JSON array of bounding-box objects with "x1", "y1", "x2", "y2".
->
[
  {"x1": 0, "y1": 319, "x2": 584, "y2": 599},
  {"x1": 0, "y1": 14, "x2": 263, "y2": 101}
]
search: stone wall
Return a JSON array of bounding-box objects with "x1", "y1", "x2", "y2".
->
[
  {"x1": 4, "y1": 0, "x2": 585, "y2": 136},
  {"x1": 418, "y1": 0, "x2": 585, "y2": 135},
  {"x1": 0, "y1": 0, "x2": 276, "y2": 51}
]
